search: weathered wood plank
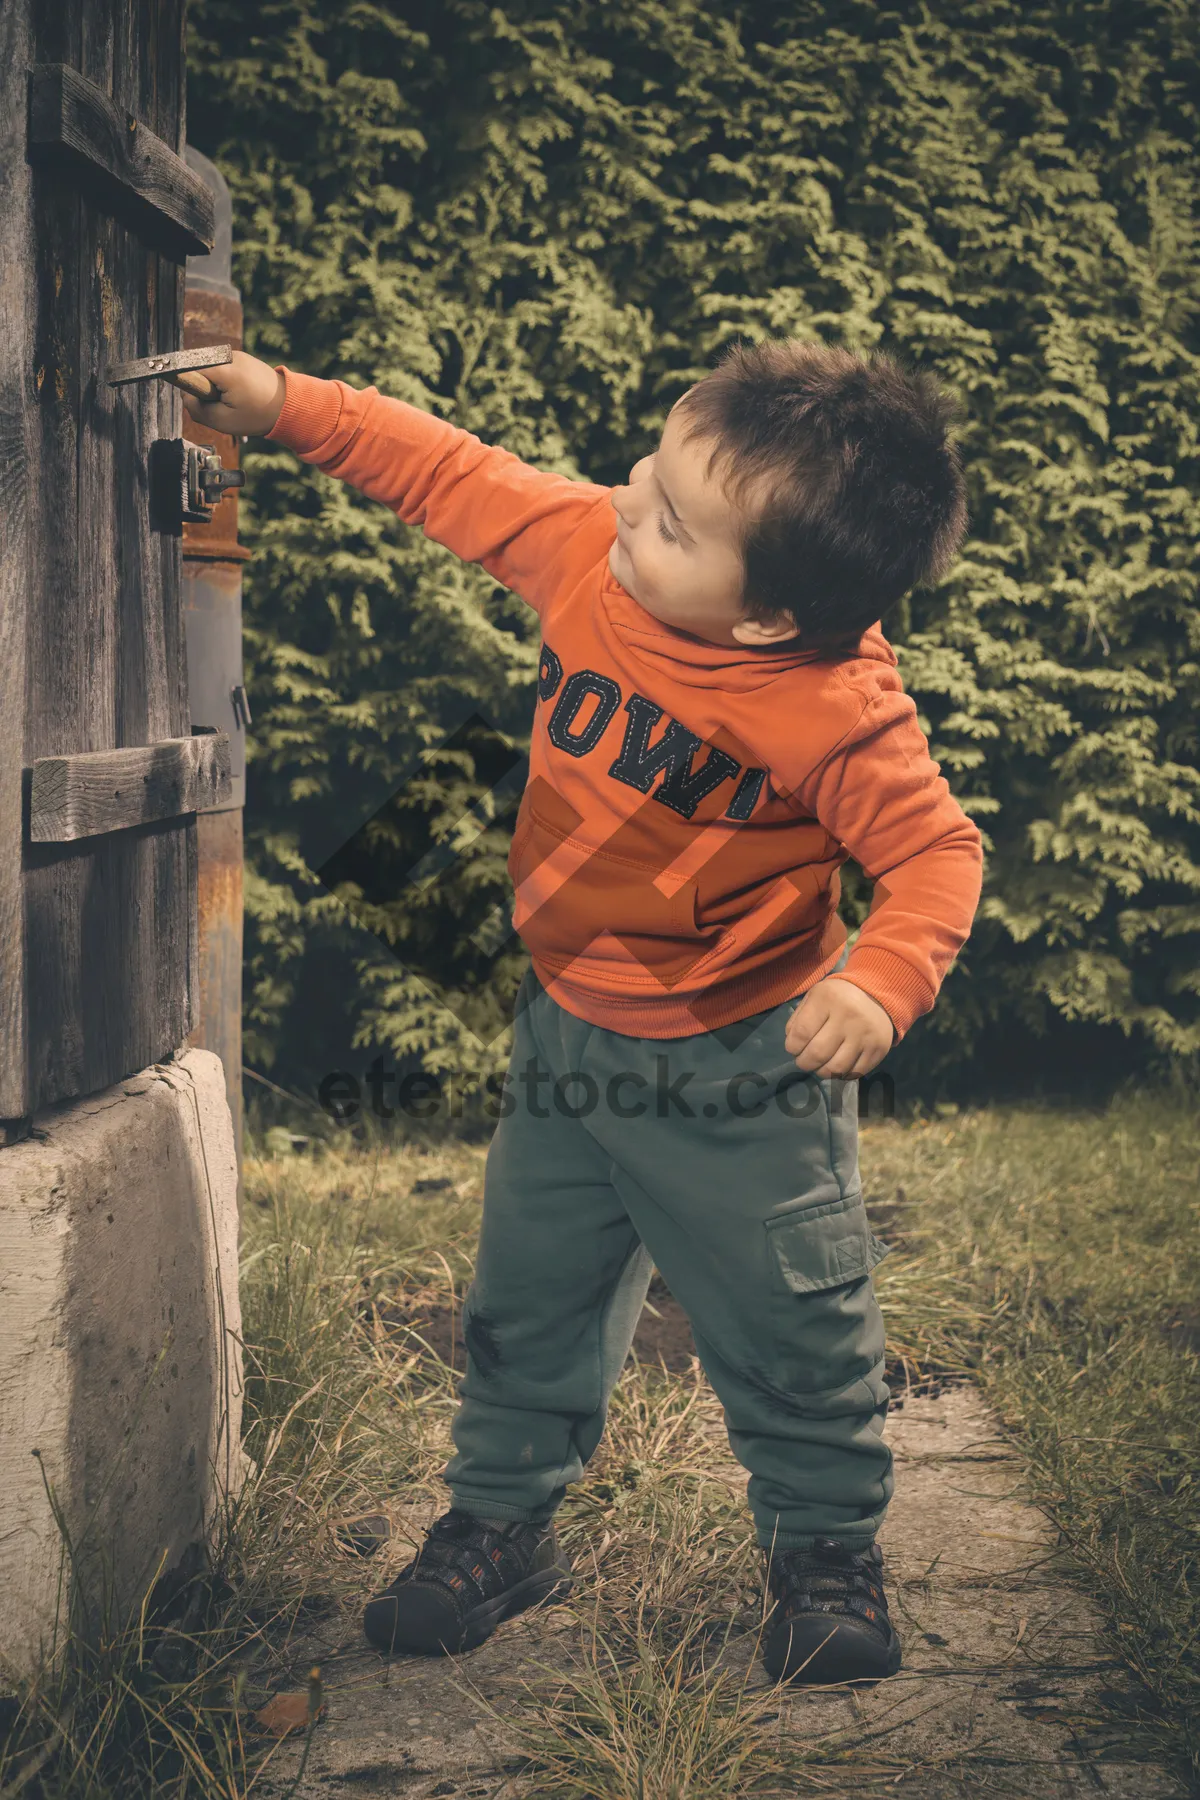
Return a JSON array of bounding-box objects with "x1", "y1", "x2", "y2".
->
[
  {"x1": 156, "y1": 261, "x2": 190, "y2": 743},
  {"x1": 80, "y1": 0, "x2": 115, "y2": 103},
  {"x1": 28, "y1": 63, "x2": 214, "y2": 259},
  {"x1": 79, "y1": 823, "x2": 194, "y2": 1088},
  {"x1": 21, "y1": 818, "x2": 195, "y2": 1095},
  {"x1": 29, "y1": 736, "x2": 232, "y2": 843},
  {"x1": 21, "y1": 9, "x2": 88, "y2": 1109},
  {"x1": 0, "y1": 0, "x2": 36, "y2": 1119},
  {"x1": 167, "y1": 0, "x2": 186, "y2": 154},
  {"x1": 78, "y1": 21, "x2": 119, "y2": 762},
  {"x1": 32, "y1": 0, "x2": 84, "y2": 67},
  {"x1": 134, "y1": 0, "x2": 186, "y2": 151}
]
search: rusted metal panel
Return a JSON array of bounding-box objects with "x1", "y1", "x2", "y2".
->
[
  {"x1": 182, "y1": 148, "x2": 245, "y2": 1167},
  {"x1": 182, "y1": 565, "x2": 247, "y2": 809},
  {"x1": 180, "y1": 153, "x2": 248, "y2": 566},
  {"x1": 192, "y1": 807, "x2": 243, "y2": 1163}
]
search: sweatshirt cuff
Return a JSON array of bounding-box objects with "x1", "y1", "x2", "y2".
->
[
  {"x1": 266, "y1": 367, "x2": 346, "y2": 456},
  {"x1": 826, "y1": 946, "x2": 937, "y2": 1044}
]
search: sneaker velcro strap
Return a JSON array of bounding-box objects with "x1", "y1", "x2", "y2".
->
[
  {"x1": 407, "y1": 1511, "x2": 548, "y2": 1606},
  {"x1": 769, "y1": 1542, "x2": 891, "y2": 1643}
]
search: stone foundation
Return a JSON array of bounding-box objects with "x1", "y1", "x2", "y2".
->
[{"x1": 0, "y1": 1049, "x2": 244, "y2": 1681}]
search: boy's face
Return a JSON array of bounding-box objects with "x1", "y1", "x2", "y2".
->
[{"x1": 607, "y1": 408, "x2": 795, "y2": 648}]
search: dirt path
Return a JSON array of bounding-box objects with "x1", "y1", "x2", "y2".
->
[{"x1": 254, "y1": 1384, "x2": 1181, "y2": 1798}]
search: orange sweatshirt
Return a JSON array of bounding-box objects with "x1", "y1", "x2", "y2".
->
[{"x1": 269, "y1": 372, "x2": 984, "y2": 1042}]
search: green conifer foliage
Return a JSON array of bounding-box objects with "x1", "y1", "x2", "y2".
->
[{"x1": 189, "y1": 1, "x2": 1200, "y2": 1092}]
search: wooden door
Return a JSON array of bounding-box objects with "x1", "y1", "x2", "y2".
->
[{"x1": 0, "y1": 0, "x2": 224, "y2": 1124}]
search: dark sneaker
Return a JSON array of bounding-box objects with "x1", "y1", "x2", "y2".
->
[
  {"x1": 363, "y1": 1509, "x2": 573, "y2": 1656},
  {"x1": 761, "y1": 1538, "x2": 901, "y2": 1685}
]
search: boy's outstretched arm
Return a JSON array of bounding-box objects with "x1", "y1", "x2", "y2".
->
[{"x1": 176, "y1": 351, "x2": 610, "y2": 617}]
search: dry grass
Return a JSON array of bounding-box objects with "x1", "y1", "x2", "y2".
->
[
  {"x1": 865, "y1": 1090, "x2": 1200, "y2": 1788},
  {"x1": 2, "y1": 1089, "x2": 1197, "y2": 1796}
]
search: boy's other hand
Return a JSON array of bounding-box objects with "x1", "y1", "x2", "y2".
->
[
  {"x1": 785, "y1": 977, "x2": 895, "y2": 1079},
  {"x1": 169, "y1": 349, "x2": 286, "y2": 438}
]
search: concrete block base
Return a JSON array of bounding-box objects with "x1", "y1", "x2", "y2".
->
[{"x1": 0, "y1": 1049, "x2": 244, "y2": 1682}]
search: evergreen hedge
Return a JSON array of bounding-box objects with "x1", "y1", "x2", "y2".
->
[{"x1": 189, "y1": 0, "x2": 1200, "y2": 1100}]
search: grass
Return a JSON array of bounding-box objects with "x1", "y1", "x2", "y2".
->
[
  {"x1": 865, "y1": 1090, "x2": 1200, "y2": 1788},
  {"x1": 1, "y1": 1088, "x2": 1197, "y2": 1796}
]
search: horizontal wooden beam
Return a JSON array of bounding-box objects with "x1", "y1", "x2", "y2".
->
[
  {"x1": 29, "y1": 735, "x2": 232, "y2": 843},
  {"x1": 27, "y1": 64, "x2": 215, "y2": 259}
]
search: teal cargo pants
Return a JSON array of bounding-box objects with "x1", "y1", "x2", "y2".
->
[{"x1": 444, "y1": 969, "x2": 893, "y2": 1550}]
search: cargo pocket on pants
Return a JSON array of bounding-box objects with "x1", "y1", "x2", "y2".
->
[{"x1": 761, "y1": 1194, "x2": 890, "y2": 1398}]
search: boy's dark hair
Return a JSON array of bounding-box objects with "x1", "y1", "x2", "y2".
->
[{"x1": 677, "y1": 339, "x2": 966, "y2": 652}]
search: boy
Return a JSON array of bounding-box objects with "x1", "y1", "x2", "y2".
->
[{"x1": 179, "y1": 338, "x2": 981, "y2": 1685}]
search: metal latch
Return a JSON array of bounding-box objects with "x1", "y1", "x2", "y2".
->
[
  {"x1": 185, "y1": 443, "x2": 245, "y2": 520},
  {"x1": 149, "y1": 438, "x2": 245, "y2": 532},
  {"x1": 231, "y1": 683, "x2": 252, "y2": 730},
  {"x1": 106, "y1": 344, "x2": 232, "y2": 387}
]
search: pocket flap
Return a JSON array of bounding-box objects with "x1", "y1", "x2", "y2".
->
[{"x1": 766, "y1": 1193, "x2": 890, "y2": 1295}]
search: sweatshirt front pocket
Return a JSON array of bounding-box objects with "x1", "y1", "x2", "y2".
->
[{"x1": 508, "y1": 784, "x2": 719, "y2": 975}]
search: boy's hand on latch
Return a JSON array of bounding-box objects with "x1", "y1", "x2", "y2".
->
[
  {"x1": 170, "y1": 348, "x2": 286, "y2": 438},
  {"x1": 785, "y1": 978, "x2": 895, "y2": 1079}
]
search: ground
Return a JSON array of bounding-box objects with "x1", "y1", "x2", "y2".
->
[
  {"x1": 254, "y1": 1383, "x2": 1181, "y2": 1798},
  {"x1": 4, "y1": 1091, "x2": 1196, "y2": 1798},
  {"x1": 228, "y1": 1091, "x2": 1198, "y2": 1798}
]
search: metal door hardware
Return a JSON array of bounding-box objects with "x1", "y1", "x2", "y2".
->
[
  {"x1": 187, "y1": 443, "x2": 245, "y2": 517},
  {"x1": 231, "y1": 683, "x2": 252, "y2": 729},
  {"x1": 106, "y1": 343, "x2": 232, "y2": 386},
  {"x1": 149, "y1": 438, "x2": 244, "y2": 532}
]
